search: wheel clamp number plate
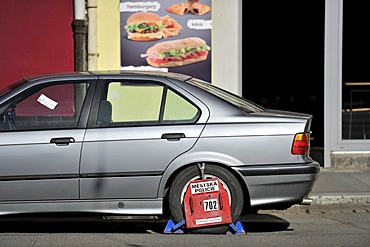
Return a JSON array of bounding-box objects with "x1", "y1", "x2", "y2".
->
[{"x1": 183, "y1": 178, "x2": 232, "y2": 229}]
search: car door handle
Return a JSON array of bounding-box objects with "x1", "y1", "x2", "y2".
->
[
  {"x1": 50, "y1": 137, "x2": 75, "y2": 146},
  {"x1": 161, "y1": 133, "x2": 185, "y2": 141}
]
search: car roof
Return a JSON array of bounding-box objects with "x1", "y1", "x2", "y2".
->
[{"x1": 23, "y1": 70, "x2": 193, "y2": 83}]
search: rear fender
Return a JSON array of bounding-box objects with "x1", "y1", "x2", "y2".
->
[{"x1": 157, "y1": 151, "x2": 243, "y2": 198}]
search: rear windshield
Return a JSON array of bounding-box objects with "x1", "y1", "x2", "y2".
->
[{"x1": 187, "y1": 78, "x2": 265, "y2": 113}]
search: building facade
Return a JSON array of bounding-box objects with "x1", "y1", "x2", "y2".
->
[
  {"x1": 325, "y1": 0, "x2": 370, "y2": 168},
  {"x1": 0, "y1": 0, "x2": 74, "y2": 86},
  {"x1": 0, "y1": 0, "x2": 368, "y2": 168}
]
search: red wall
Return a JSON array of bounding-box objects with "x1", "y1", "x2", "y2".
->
[{"x1": 0, "y1": 0, "x2": 74, "y2": 89}]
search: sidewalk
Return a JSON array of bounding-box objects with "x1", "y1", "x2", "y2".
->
[
  {"x1": 309, "y1": 167, "x2": 370, "y2": 205},
  {"x1": 259, "y1": 168, "x2": 370, "y2": 214}
]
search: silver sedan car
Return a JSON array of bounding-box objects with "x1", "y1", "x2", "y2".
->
[{"x1": 0, "y1": 71, "x2": 319, "y2": 233}]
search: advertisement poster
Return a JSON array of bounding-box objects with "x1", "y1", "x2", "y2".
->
[{"x1": 120, "y1": 0, "x2": 212, "y2": 82}]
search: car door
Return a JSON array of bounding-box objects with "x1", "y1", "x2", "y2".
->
[
  {"x1": 80, "y1": 78, "x2": 207, "y2": 199},
  {"x1": 0, "y1": 80, "x2": 92, "y2": 201}
]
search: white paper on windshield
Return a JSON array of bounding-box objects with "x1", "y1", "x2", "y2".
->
[{"x1": 37, "y1": 94, "x2": 58, "y2": 110}]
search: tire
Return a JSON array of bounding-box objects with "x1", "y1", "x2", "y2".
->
[{"x1": 168, "y1": 164, "x2": 244, "y2": 234}]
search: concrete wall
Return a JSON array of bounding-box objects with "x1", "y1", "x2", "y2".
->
[{"x1": 97, "y1": 0, "x2": 121, "y2": 70}]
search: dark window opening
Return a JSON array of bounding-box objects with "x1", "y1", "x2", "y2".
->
[
  {"x1": 242, "y1": 1, "x2": 325, "y2": 148},
  {"x1": 342, "y1": 1, "x2": 370, "y2": 140}
]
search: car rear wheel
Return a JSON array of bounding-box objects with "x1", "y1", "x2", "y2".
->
[{"x1": 168, "y1": 164, "x2": 244, "y2": 234}]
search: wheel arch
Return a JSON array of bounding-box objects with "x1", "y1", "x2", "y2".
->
[{"x1": 159, "y1": 153, "x2": 252, "y2": 216}]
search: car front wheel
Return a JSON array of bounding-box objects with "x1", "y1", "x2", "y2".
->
[{"x1": 168, "y1": 164, "x2": 244, "y2": 234}]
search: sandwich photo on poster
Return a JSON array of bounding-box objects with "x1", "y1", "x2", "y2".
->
[{"x1": 120, "y1": 0, "x2": 212, "y2": 82}]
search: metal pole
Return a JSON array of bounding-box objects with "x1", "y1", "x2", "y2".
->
[
  {"x1": 197, "y1": 163, "x2": 205, "y2": 180},
  {"x1": 72, "y1": 19, "x2": 87, "y2": 71}
]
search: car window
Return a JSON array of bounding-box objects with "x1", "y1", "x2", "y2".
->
[
  {"x1": 163, "y1": 89, "x2": 199, "y2": 124},
  {"x1": 0, "y1": 82, "x2": 90, "y2": 131},
  {"x1": 97, "y1": 81, "x2": 199, "y2": 127},
  {"x1": 105, "y1": 82, "x2": 163, "y2": 126},
  {"x1": 187, "y1": 78, "x2": 265, "y2": 113}
]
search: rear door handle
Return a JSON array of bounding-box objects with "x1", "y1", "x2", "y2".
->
[
  {"x1": 50, "y1": 137, "x2": 75, "y2": 146},
  {"x1": 161, "y1": 133, "x2": 185, "y2": 141}
]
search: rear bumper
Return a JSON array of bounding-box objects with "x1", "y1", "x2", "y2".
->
[
  {"x1": 233, "y1": 161, "x2": 320, "y2": 177},
  {"x1": 232, "y1": 161, "x2": 320, "y2": 209}
]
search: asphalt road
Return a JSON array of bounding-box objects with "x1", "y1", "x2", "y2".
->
[{"x1": 1, "y1": 207, "x2": 369, "y2": 247}]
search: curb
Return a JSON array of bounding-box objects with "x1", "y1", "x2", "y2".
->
[
  {"x1": 310, "y1": 195, "x2": 370, "y2": 205},
  {"x1": 260, "y1": 195, "x2": 370, "y2": 215}
]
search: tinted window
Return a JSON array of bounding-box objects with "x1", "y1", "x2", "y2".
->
[
  {"x1": 163, "y1": 89, "x2": 199, "y2": 124},
  {"x1": 0, "y1": 82, "x2": 90, "y2": 131},
  {"x1": 187, "y1": 78, "x2": 264, "y2": 113},
  {"x1": 109, "y1": 82, "x2": 163, "y2": 124},
  {"x1": 97, "y1": 81, "x2": 199, "y2": 127}
]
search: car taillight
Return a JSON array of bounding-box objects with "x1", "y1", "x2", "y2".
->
[{"x1": 291, "y1": 133, "x2": 310, "y2": 155}]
